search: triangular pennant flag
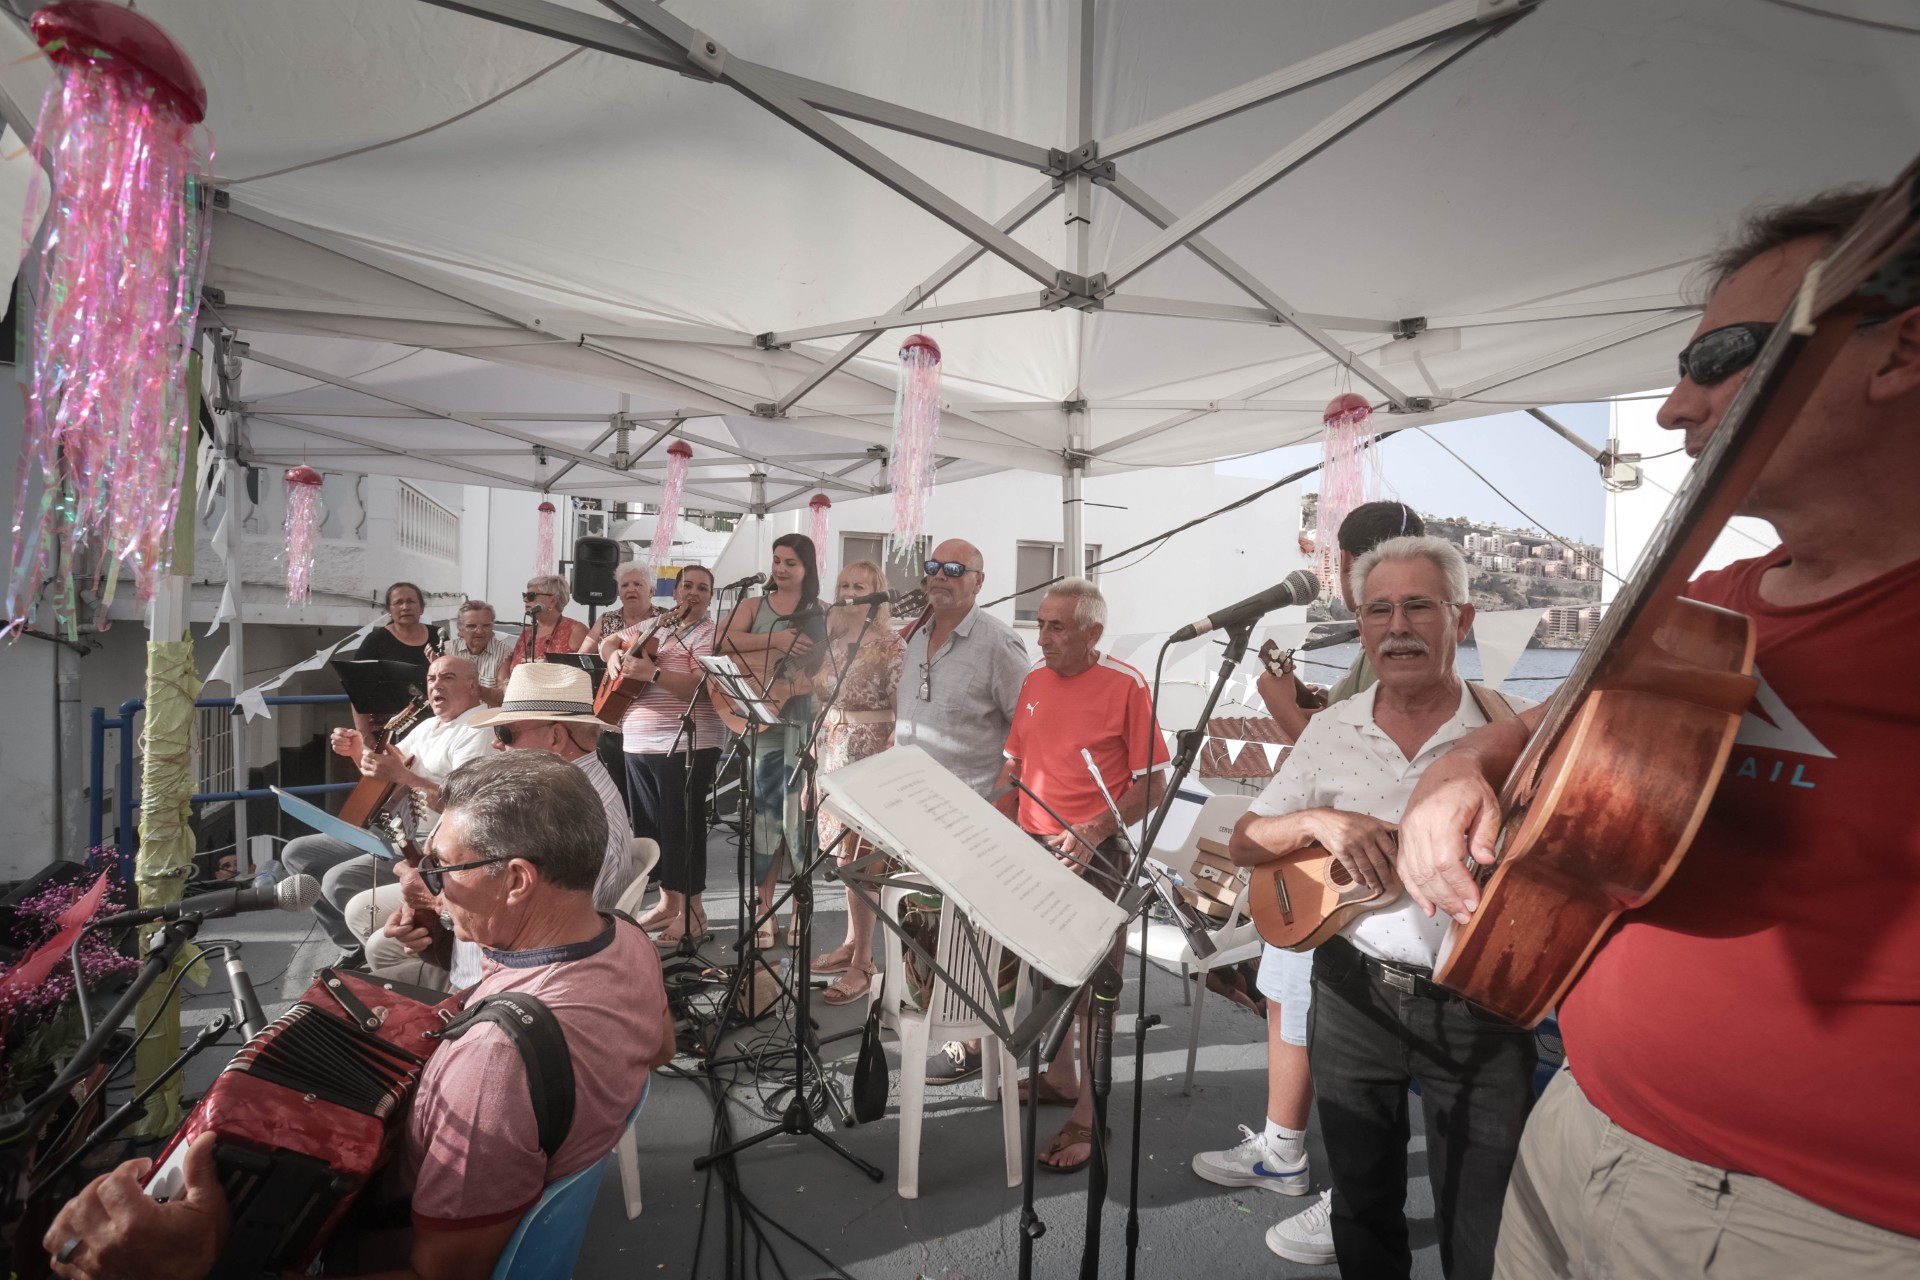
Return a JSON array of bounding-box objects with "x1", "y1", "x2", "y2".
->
[
  {"x1": 237, "y1": 689, "x2": 273, "y2": 722},
  {"x1": 1473, "y1": 608, "x2": 1547, "y2": 692},
  {"x1": 204, "y1": 645, "x2": 236, "y2": 691},
  {"x1": 214, "y1": 582, "x2": 237, "y2": 626},
  {"x1": 1262, "y1": 742, "x2": 1285, "y2": 770}
]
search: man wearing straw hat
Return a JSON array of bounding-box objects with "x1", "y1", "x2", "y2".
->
[{"x1": 346, "y1": 662, "x2": 635, "y2": 990}]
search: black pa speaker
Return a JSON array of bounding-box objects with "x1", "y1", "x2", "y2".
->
[{"x1": 572, "y1": 536, "x2": 621, "y2": 606}]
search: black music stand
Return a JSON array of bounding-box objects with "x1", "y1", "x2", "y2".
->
[{"x1": 329, "y1": 659, "x2": 425, "y2": 721}]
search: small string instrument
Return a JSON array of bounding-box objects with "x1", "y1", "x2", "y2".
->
[
  {"x1": 366, "y1": 813, "x2": 449, "y2": 969},
  {"x1": 593, "y1": 606, "x2": 689, "y2": 725},
  {"x1": 1433, "y1": 163, "x2": 1920, "y2": 1026},
  {"x1": 337, "y1": 697, "x2": 429, "y2": 827},
  {"x1": 1257, "y1": 639, "x2": 1328, "y2": 710}
]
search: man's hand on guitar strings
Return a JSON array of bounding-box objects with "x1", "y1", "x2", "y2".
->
[
  {"x1": 1397, "y1": 755, "x2": 1503, "y2": 924},
  {"x1": 1301, "y1": 809, "x2": 1399, "y2": 896}
]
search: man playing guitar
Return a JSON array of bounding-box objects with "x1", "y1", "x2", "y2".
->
[{"x1": 1399, "y1": 187, "x2": 1920, "y2": 1277}]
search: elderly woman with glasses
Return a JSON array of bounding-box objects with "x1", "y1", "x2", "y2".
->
[{"x1": 504, "y1": 573, "x2": 588, "y2": 677}]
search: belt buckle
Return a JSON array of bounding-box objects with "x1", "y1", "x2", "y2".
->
[{"x1": 1380, "y1": 966, "x2": 1416, "y2": 995}]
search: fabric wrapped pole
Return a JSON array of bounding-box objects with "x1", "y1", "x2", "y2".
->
[
  {"x1": 887, "y1": 334, "x2": 942, "y2": 563},
  {"x1": 282, "y1": 466, "x2": 323, "y2": 605},
  {"x1": 534, "y1": 500, "x2": 557, "y2": 577},
  {"x1": 808, "y1": 492, "x2": 831, "y2": 574},
  {"x1": 650, "y1": 439, "x2": 692, "y2": 570},
  {"x1": 1315, "y1": 393, "x2": 1380, "y2": 589},
  {"x1": 6, "y1": 2, "x2": 212, "y2": 635}
]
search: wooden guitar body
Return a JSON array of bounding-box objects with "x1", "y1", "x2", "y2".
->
[
  {"x1": 1435, "y1": 596, "x2": 1757, "y2": 1026},
  {"x1": 337, "y1": 700, "x2": 427, "y2": 827},
  {"x1": 594, "y1": 610, "x2": 682, "y2": 726},
  {"x1": 1249, "y1": 843, "x2": 1400, "y2": 951}
]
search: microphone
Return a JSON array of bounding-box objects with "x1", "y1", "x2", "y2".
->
[
  {"x1": 526, "y1": 603, "x2": 543, "y2": 614},
  {"x1": 719, "y1": 572, "x2": 766, "y2": 592},
  {"x1": 1168, "y1": 570, "x2": 1320, "y2": 643},
  {"x1": 835, "y1": 589, "x2": 897, "y2": 607},
  {"x1": 223, "y1": 950, "x2": 269, "y2": 1042},
  {"x1": 94, "y1": 874, "x2": 321, "y2": 929}
]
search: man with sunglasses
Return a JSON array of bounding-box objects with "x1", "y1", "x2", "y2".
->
[
  {"x1": 1399, "y1": 187, "x2": 1920, "y2": 1277},
  {"x1": 285, "y1": 654, "x2": 492, "y2": 969},
  {"x1": 893, "y1": 537, "x2": 1031, "y2": 1085}
]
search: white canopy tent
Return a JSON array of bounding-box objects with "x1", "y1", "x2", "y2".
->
[{"x1": 0, "y1": 0, "x2": 1917, "y2": 532}]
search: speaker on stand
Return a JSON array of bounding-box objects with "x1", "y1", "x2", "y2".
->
[{"x1": 572, "y1": 536, "x2": 621, "y2": 619}]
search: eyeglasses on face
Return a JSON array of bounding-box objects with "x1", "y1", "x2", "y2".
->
[
  {"x1": 1357, "y1": 596, "x2": 1453, "y2": 626},
  {"x1": 521, "y1": 590, "x2": 554, "y2": 601},
  {"x1": 1676, "y1": 322, "x2": 1774, "y2": 388},
  {"x1": 922, "y1": 560, "x2": 979, "y2": 580},
  {"x1": 418, "y1": 852, "x2": 516, "y2": 895}
]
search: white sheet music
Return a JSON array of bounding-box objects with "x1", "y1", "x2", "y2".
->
[{"x1": 821, "y1": 746, "x2": 1127, "y2": 987}]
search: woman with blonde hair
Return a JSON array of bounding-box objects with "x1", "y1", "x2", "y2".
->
[
  {"x1": 504, "y1": 572, "x2": 588, "y2": 676},
  {"x1": 809, "y1": 560, "x2": 905, "y2": 1003},
  {"x1": 581, "y1": 562, "x2": 656, "y2": 651}
]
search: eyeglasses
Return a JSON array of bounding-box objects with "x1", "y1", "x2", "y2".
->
[
  {"x1": 922, "y1": 560, "x2": 979, "y2": 580},
  {"x1": 1357, "y1": 596, "x2": 1454, "y2": 626},
  {"x1": 1676, "y1": 322, "x2": 1774, "y2": 387},
  {"x1": 418, "y1": 852, "x2": 516, "y2": 895},
  {"x1": 493, "y1": 725, "x2": 516, "y2": 746},
  {"x1": 521, "y1": 590, "x2": 551, "y2": 601}
]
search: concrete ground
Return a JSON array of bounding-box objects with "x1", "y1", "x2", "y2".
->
[{"x1": 175, "y1": 829, "x2": 1454, "y2": 1280}]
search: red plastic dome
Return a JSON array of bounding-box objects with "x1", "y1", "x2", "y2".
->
[
  {"x1": 900, "y1": 333, "x2": 942, "y2": 362},
  {"x1": 1322, "y1": 392, "x2": 1372, "y2": 423},
  {"x1": 808, "y1": 493, "x2": 831, "y2": 511},
  {"x1": 284, "y1": 465, "x2": 322, "y2": 487},
  {"x1": 32, "y1": 1, "x2": 208, "y2": 123},
  {"x1": 666, "y1": 439, "x2": 693, "y2": 460}
]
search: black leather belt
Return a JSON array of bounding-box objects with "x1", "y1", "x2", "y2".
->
[{"x1": 1323, "y1": 936, "x2": 1454, "y2": 1002}]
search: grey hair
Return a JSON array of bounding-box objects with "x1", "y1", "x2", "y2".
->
[
  {"x1": 1349, "y1": 535, "x2": 1470, "y2": 606},
  {"x1": 1045, "y1": 577, "x2": 1106, "y2": 630},
  {"x1": 616, "y1": 563, "x2": 651, "y2": 585},
  {"x1": 456, "y1": 599, "x2": 496, "y2": 621},
  {"x1": 526, "y1": 573, "x2": 570, "y2": 604},
  {"x1": 438, "y1": 752, "x2": 605, "y2": 894}
]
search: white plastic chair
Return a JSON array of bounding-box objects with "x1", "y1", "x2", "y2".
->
[
  {"x1": 612, "y1": 836, "x2": 660, "y2": 1219},
  {"x1": 1153, "y1": 794, "x2": 1263, "y2": 1095},
  {"x1": 877, "y1": 880, "x2": 1023, "y2": 1199}
]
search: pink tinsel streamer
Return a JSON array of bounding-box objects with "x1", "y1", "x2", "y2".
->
[
  {"x1": 534, "y1": 501, "x2": 557, "y2": 576},
  {"x1": 887, "y1": 338, "x2": 942, "y2": 562},
  {"x1": 284, "y1": 472, "x2": 323, "y2": 604},
  {"x1": 6, "y1": 56, "x2": 213, "y2": 633},
  {"x1": 650, "y1": 444, "x2": 690, "y2": 570},
  {"x1": 808, "y1": 495, "x2": 830, "y2": 574},
  {"x1": 1317, "y1": 402, "x2": 1382, "y2": 592}
]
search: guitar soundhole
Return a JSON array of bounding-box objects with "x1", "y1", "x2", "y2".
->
[{"x1": 1326, "y1": 859, "x2": 1352, "y2": 887}]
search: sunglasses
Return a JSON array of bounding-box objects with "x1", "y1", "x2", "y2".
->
[
  {"x1": 521, "y1": 590, "x2": 552, "y2": 601},
  {"x1": 1676, "y1": 322, "x2": 1774, "y2": 387},
  {"x1": 418, "y1": 852, "x2": 516, "y2": 895},
  {"x1": 922, "y1": 560, "x2": 979, "y2": 580},
  {"x1": 493, "y1": 725, "x2": 516, "y2": 746}
]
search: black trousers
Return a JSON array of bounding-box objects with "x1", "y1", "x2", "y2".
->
[
  {"x1": 1307, "y1": 937, "x2": 1537, "y2": 1280},
  {"x1": 625, "y1": 747, "x2": 720, "y2": 895}
]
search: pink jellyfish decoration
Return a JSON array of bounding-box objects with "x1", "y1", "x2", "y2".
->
[
  {"x1": 808, "y1": 493, "x2": 831, "y2": 571},
  {"x1": 5, "y1": 1, "x2": 214, "y2": 634},
  {"x1": 650, "y1": 440, "x2": 692, "y2": 570},
  {"x1": 534, "y1": 500, "x2": 557, "y2": 576},
  {"x1": 1316, "y1": 392, "x2": 1381, "y2": 590},
  {"x1": 283, "y1": 466, "x2": 324, "y2": 605},
  {"x1": 887, "y1": 334, "x2": 942, "y2": 563}
]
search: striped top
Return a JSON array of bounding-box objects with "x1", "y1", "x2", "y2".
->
[{"x1": 615, "y1": 616, "x2": 726, "y2": 754}]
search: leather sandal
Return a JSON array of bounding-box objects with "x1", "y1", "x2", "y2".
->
[
  {"x1": 819, "y1": 964, "x2": 874, "y2": 1006},
  {"x1": 1017, "y1": 1075, "x2": 1079, "y2": 1107},
  {"x1": 813, "y1": 942, "x2": 858, "y2": 974},
  {"x1": 1038, "y1": 1121, "x2": 1107, "y2": 1174}
]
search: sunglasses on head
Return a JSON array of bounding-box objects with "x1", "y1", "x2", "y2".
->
[
  {"x1": 418, "y1": 852, "x2": 515, "y2": 895},
  {"x1": 923, "y1": 560, "x2": 978, "y2": 580}
]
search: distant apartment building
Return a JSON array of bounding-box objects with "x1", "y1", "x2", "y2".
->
[{"x1": 1545, "y1": 606, "x2": 1601, "y2": 640}]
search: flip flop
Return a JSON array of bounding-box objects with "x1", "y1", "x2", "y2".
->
[
  {"x1": 1038, "y1": 1121, "x2": 1108, "y2": 1175},
  {"x1": 1017, "y1": 1075, "x2": 1079, "y2": 1107},
  {"x1": 819, "y1": 966, "x2": 874, "y2": 1006}
]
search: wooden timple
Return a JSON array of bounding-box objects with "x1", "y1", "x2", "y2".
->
[{"x1": 1247, "y1": 840, "x2": 1399, "y2": 951}]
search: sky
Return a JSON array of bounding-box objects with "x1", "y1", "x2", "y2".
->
[{"x1": 1216, "y1": 398, "x2": 1650, "y2": 546}]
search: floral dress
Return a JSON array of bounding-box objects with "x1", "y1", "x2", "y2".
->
[{"x1": 814, "y1": 631, "x2": 905, "y2": 859}]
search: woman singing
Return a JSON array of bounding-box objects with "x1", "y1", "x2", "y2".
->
[
  {"x1": 810, "y1": 561, "x2": 905, "y2": 1004},
  {"x1": 350, "y1": 581, "x2": 442, "y2": 737},
  {"x1": 583, "y1": 563, "x2": 656, "y2": 651},
  {"x1": 505, "y1": 573, "x2": 588, "y2": 676},
  {"x1": 599, "y1": 565, "x2": 723, "y2": 944},
  {"x1": 713, "y1": 534, "x2": 825, "y2": 950}
]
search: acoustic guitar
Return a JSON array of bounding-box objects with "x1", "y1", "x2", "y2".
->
[
  {"x1": 1247, "y1": 683, "x2": 1515, "y2": 951},
  {"x1": 337, "y1": 698, "x2": 430, "y2": 827},
  {"x1": 592, "y1": 605, "x2": 691, "y2": 726},
  {"x1": 365, "y1": 813, "x2": 451, "y2": 970},
  {"x1": 1431, "y1": 164, "x2": 1920, "y2": 1026}
]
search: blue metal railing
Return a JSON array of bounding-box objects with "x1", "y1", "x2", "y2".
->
[{"x1": 88, "y1": 694, "x2": 355, "y2": 868}]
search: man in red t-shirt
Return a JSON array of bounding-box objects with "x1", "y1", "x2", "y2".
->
[
  {"x1": 1398, "y1": 186, "x2": 1920, "y2": 1277},
  {"x1": 997, "y1": 578, "x2": 1168, "y2": 1173}
]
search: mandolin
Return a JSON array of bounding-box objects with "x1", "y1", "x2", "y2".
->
[
  {"x1": 337, "y1": 697, "x2": 430, "y2": 827},
  {"x1": 366, "y1": 813, "x2": 450, "y2": 970},
  {"x1": 1432, "y1": 163, "x2": 1920, "y2": 1026}
]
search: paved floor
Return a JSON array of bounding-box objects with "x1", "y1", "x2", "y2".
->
[{"x1": 182, "y1": 830, "x2": 1454, "y2": 1279}]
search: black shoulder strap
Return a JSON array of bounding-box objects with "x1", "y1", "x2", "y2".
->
[{"x1": 433, "y1": 992, "x2": 576, "y2": 1159}]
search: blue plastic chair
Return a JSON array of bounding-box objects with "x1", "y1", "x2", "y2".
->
[{"x1": 490, "y1": 1080, "x2": 650, "y2": 1280}]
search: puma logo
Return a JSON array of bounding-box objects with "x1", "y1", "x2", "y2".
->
[{"x1": 1025, "y1": 701, "x2": 1039, "y2": 716}]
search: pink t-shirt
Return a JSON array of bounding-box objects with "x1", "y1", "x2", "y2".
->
[{"x1": 403, "y1": 918, "x2": 669, "y2": 1229}]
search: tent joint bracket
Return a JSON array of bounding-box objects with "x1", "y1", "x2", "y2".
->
[
  {"x1": 752, "y1": 402, "x2": 783, "y2": 419},
  {"x1": 1477, "y1": 0, "x2": 1539, "y2": 25},
  {"x1": 682, "y1": 29, "x2": 727, "y2": 80},
  {"x1": 754, "y1": 332, "x2": 788, "y2": 350},
  {"x1": 1048, "y1": 271, "x2": 1109, "y2": 312},
  {"x1": 1385, "y1": 396, "x2": 1435, "y2": 414},
  {"x1": 1046, "y1": 144, "x2": 1114, "y2": 183},
  {"x1": 1392, "y1": 316, "x2": 1428, "y2": 340}
]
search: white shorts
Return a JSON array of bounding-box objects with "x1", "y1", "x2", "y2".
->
[{"x1": 1255, "y1": 944, "x2": 1314, "y2": 1047}]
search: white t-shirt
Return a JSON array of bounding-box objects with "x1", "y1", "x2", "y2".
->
[
  {"x1": 397, "y1": 707, "x2": 492, "y2": 838},
  {"x1": 1248, "y1": 681, "x2": 1534, "y2": 969}
]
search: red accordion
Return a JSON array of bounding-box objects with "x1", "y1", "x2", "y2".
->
[{"x1": 143, "y1": 969, "x2": 460, "y2": 1278}]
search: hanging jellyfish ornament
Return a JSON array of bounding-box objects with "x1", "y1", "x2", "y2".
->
[
  {"x1": 534, "y1": 500, "x2": 557, "y2": 577},
  {"x1": 650, "y1": 439, "x2": 692, "y2": 570},
  {"x1": 282, "y1": 466, "x2": 323, "y2": 605},
  {"x1": 808, "y1": 492, "x2": 831, "y2": 569},
  {"x1": 886, "y1": 334, "x2": 942, "y2": 563},
  {"x1": 1315, "y1": 392, "x2": 1381, "y2": 591},
  {"x1": 5, "y1": 1, "x2": 214, "y2": 637}
]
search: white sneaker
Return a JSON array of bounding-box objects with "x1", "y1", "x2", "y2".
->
[
  {"x1": 1189, "y1": 1125, "x2": 1310, "y2": 1195},
  {"x1": 1266, "y1": 1188, "x2": 1336, "y2": 1265}
]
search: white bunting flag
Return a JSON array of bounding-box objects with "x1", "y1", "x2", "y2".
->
[{"x1": 1473, "y1": 608, "x2": 1547, "y2": 692}]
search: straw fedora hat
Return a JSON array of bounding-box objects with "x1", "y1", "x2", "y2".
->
[{"x1": 468, "y1": 662, "x2": 609, "y2": 729}]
